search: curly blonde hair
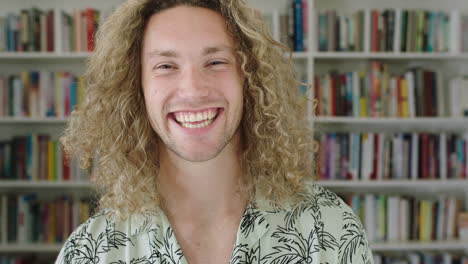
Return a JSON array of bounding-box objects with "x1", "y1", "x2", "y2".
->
[{"x1": 60, "y1": 0, "x2": 317, "y2": 219}]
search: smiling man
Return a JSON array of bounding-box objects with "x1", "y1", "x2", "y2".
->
[{"x1": 56, "y1": 0, "x2": 373, "y2": 263}]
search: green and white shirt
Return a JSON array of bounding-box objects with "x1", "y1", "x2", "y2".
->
[{"x1": 56, "y1": 183, "x2": 373, "y2": 264}]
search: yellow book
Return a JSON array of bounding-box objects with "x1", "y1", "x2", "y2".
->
[
  {"x1": 419, "y1": 201, "x2": 427, "y2": 241},
  {"x1": 359, "y1": 72, "x2": 367, "y2": 117},
  {"x1": 401, "y1": 79, "x2": 409, "y2": 118},
  {"x1": 47, "y1": 141, "x2": 54, "y2": 181},
  {"x1": 77, "y1": 76, "x2": 85, "y2": 107}
]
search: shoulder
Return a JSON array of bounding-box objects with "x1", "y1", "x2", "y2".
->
[
  {"x1": 265, "y1": 181, "x2": 373, "y2": 263},
  {"x1": 55, "y1": 209, "x2": 163, "y2": 264}
]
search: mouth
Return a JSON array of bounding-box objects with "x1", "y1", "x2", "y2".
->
[{"x1": 168, "y1": 107, "x2": 223, "y2": 129}]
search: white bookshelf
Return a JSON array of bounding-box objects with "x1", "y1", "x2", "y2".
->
[{"x1": 0, "y1": 0, "x2": 467, "y2": 259}]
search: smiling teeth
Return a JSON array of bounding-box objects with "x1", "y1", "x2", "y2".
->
[
  {"x1": 174, "y1": 109, "x2": 217, "y2": 123},
  {"x1": 180, "y1": 119, "x2": 213, "y2": 128}
]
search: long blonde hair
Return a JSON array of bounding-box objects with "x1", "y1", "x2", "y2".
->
[{"x1": 60, "y1": 0, "x2": 317, "y2": 220}]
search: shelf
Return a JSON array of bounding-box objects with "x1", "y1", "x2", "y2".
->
[
  {"x1": 312, "y1": 52, "x2": 468, "y2": 60},
  {"x1": 371, "y1": 240, "x2": 468, "y2": 252},
  {"x1": 0, "y1": 52, "x2": 90, "y2": 60},
  {"x1": 0, "y1": 243, "x2": 62, "y2": 253},
  {"x1": 317, "y1": 180, "x2": 468, "y2": 195},
  {"x1": 0, "y1": 117, "x2": 69, "y2": 124},
  {"x1": 312, "y1": 117, "x2": 468, "y2": 132},
  {"x1": 0, "y1": 180, "x2": 92, "y2": 190},
  {"x1": 1, "y1": 240, "x2": 466, "y2": 253}
]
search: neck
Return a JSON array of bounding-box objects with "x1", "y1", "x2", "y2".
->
[{"x1": 157, "y1": 134, "x2": 247, "y2": 223}]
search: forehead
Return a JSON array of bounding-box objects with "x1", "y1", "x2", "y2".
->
[{"x1": 142, "y1": 6, "x2": 235, "y2": 55}]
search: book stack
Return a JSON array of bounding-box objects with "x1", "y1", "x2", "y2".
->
[
  {"x1": 0, "y1": 134, "x2": 91, "y2": 182},
  {"x1": 0, "y1": 8, "x2": 55, "y2": 52},
  {"x1": 61, "y1": 8, "x2": 101, "y2": 52},
  {"x1": 0, "y1": 255, "x2": 47, "y2": 264},
  {"x1": 373, "y1": 253, "x2": 468, "y2": 264},
  {"x1": 0, "y1": 194, "x2": 92, "y2": 244},
  {"x1": 370, "y1": 10, "x2": 396, "y2": 52},
  {"x1": 314, "y1": 62, "x2": 453, "y2": 118},
  {"x1": 0, "y1": 72, "x2": 85, "y2": 118},
  {"x1": 271, "y1": 0, "x2": 308, "y2": 52},
  {"x1": 399, "y1": 10, "x2": 451, "y2": 52},
  {"x1": 315, "y1": 132, "x2": 467, "y2": 181},
  {"x1": 341, "y1": 194, "x2": 462, "y2": 243},
  {"x1": 317, "y1": 10, "x2": 365, "y2": 52}
]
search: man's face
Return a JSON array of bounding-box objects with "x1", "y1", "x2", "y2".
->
[{"x1": 141, "y1": 6, "x2": 244, "y2": 162}]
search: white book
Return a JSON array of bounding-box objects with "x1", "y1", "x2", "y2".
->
[
  {"x1": 392, "y1": 134, "x2": 403, "y2": 179},
  {"x1": 446, "y1": 197, "x2": 456, "y2": 239},
  {"x1": 436, "y1": 196, "x2": 446, "y2": 240},
  {"x1": 407, "y1": 253, "x2": 421, "y2": 264},
  {"x1": 387, "y1": 196, "x2": 399, "y2": 241},
  {"x1": 449, "y1": 78, "x2": 460, "y2": 116},
  {"x1": 439, "y1": 133, "x2": 447, "y2": 180},
  {"x1": 399, "y1": 198, "x2": 409, "y2": 241},
  {"x1": 411, "y1": 133, "x2": 419, "y2": 180},
  {"x1": 450, "y1": 10, "x2": 460, "y2": 53},
  {"x1": 13, "y1": 78, "x2": 22, "y2": 117},
  {"x1": 405, "y1": 71, "x2": 415, "y2": 118},
  {"x1": 364, "y1": 194, "x2": 376, "y2": 242},
  {"x1": 364, "y1": 8, "x2": 371, "y2": 52},
  {"x1": 376, "y1": 133, "x2": 384, "y2": 180},
  {"x1": 361, "y1": 133, "x2": 374, "y2": 180},
  {"x1": 394, "y1": 9, "x2": 402, "y2": 53},
  {"x1": 443, "y1": 253, "x2": 452, "y2": 264},
  {"x1": 340, "y1": 16, "x2": 347, "y2": 51},
  {"x1": 436, "y1": 71, "x2": 445, "y2": 117}
]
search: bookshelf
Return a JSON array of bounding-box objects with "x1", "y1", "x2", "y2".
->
[{"x1": 0, "y1": 0, "x2": 467, "y2": 262}]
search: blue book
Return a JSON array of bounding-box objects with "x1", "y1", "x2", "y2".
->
[
  {"x1": 293, "y1": 0, "x2": 303, "y2": 51},
  {"x1": 319, "y1": 13, "x2": 327, "y2": 51},
  {"x1": 26, "y1": 135, "x2": 32, "y2": 180},
  {"x1": 70, "y1": 78, "x2": 77, "y2": 113},
  {"x1": 427, "y1": 12, "x2": 434, "y2": 52}
]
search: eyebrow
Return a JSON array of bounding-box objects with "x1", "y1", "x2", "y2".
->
[{"x1": 146, "y1": 45, "x2": 234, "y2": 59}]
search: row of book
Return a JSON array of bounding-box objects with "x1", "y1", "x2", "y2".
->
[
  {"x1": 341, "y1": 194, "x2": 463, "y2": 243},
  {"x1": 315, "y1": 132, "x2": 467, "y2": 181},
  {"x1": 0, "y1": 8, "x2": 55, "y2": 52},
  {"x1": 313, "y1": 62, "x2": 468, "y2": 117},
  {"x1": 317, "y1": 10, "x2": 365, "y2": 52},
  {"x1": 60, "y1": 8, "x2": 101, "y2": 52},
  {"x1": 0, "y1": 256, "x2": 51, "y2": 264},
  {"x1": 0, "y1": 134, "x2": 91, "y2": 181},
  {"x1": 0, "y1": 72, "x2": 85, "y2": 118},
  {"x1": 373, "y1": 253, "x2": 468, "y2": 264},
  {"x1": 317, "y1": 9, "x2": 468, "y2": 53},
  {"x1": 0, "y1": 194, "x2": 92, "y2": 244},
  {"x1": 0, "y1": 7, "x2": 102, "y2": 52}
]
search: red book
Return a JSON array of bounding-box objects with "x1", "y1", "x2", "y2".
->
[
  {"x1": 330, "y1": 74, "x2": 336, "y2": 116},
  {"x1": 371, "y1": 10, "x2": 378, "y2": 52},
  {"x1": 62, "y1": 144, "x2": 70, "y2": 181},
  {"x1": 85, "y1": 8, "x2": 95, "y2": 51},
  {"x1": 420, "y1": 133, "x2": 428, "y2": 179}
]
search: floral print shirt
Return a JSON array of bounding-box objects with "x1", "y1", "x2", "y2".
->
[{"x1": 56, "y1": 183, "x2": 373, "y2": 264}]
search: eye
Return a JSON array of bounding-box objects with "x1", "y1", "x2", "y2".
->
[
  {"x1": 207, "y1": 60, "x2": 226, "y2": 66},
  {"x1": 156, "y1": 64, "x2": 174, "y2": 70}
]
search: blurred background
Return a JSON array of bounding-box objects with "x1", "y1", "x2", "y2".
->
[{"x1": 0, "y1": 0, "x2": 467, "y2": 263}]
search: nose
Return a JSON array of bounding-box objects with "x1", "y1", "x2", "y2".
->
[{"x1": 178, "y1": 66, "x2": 210, "y2": 99}]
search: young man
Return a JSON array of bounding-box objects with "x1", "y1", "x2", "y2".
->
[{"x1": 57, "y1": 0, "x2": 373, "y2": 263}]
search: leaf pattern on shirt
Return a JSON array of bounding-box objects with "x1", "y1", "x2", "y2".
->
[{"x1": 56, "y1": 184, "x2": 373, "y2": 264}]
